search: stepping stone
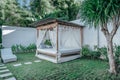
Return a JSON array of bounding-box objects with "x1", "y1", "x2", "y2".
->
[
  {"x1": 34, "y1": 60, "x2": 41, "y2": 63},
  {"x1": 24, "y1": 62, "x2": 32, "y2": 65},
  {"x1": 0, "y1": 66, "x2": 7, "y2": 69},
  {"x1": 0, "y1": 64, "x2": 4, "y2": 67},
  {"x1": 0, "y1": 72, "x2": 12, "y2": 78},
  {"x1": 0, "y1": 69, "x2": 9, "y2": 73},
  {"x1": 5, "y1": 77, "x2": 16, "y2": 80},
  {"x1": 13, "y1": 63, "x2": 22, "y2": 67}
]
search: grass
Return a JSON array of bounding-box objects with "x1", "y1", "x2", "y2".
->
[{"x1": 5, "y1": 53, "x2": 120, "y2": 80}]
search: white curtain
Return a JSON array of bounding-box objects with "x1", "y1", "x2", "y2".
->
[
  {"x1": 59, "y1": 25, "x2": 81, "y2": 49},
  {"x1": 48, "y1": 27, "x2": 57, "y2": 50},
  {"x1": 58, "y1": 26, "x2": 69, "y2": 49},
  {"x1": 36, "y1": 30, "x2": 47, "y2": 48}
]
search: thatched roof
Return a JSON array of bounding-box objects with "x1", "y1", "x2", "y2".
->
[{"x1": 32, "y1": 18, "x2": 84, "y2": 28}]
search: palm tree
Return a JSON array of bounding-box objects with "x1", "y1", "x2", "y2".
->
[{"x1": 79, "y1": 0, "x2": 120, "y2": 74}]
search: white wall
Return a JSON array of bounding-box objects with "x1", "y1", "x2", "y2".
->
[
  {"x1": 3, "y1": 20, "x2": 120, "y2": 48},
  {"x1": 99, "y1": 23, "x2": 120, "y2": 47},
  {"x1": 72, "y1": 19, "x2": 120, "y2": 48},
  {"x1": 2, "y1": 25, "x2": 36, "y2": 48}
]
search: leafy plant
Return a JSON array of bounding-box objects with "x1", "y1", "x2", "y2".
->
[
  {"x1": 97, "y1": 47, "x2": 108, "y2": 60},
  {"x1": 27, "y1": 44, "x2": 36, "y2": 51},
  {"x1": 91, "y1": 51, "x2": 101, "y2": 59},
  {"x1": 44, "y1": 39, "x2": 52, "y2": 46},
  {"x1": 81, "y1": 45, "x2": 92, "y2": 58},
  {"x1": 81, "y1": 45, "x2": 101, "y2": 59},
  {"x1": 11, "y1": 44, "x2": 36, "y2": 53},
  {"x1": 114, "y1": 45, "x2": 120, "y2": 72},
  {"x1": 19, "y1": 44, "x2": 27, "y2": 52}
]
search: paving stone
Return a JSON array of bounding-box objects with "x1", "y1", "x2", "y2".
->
[
  {"x1": 24, "y1": 62, "x2": 32, "y2": 65},
  {"x1": 0, "y1": 69, "x2": 9, "y2": 73},
  {"x1": 34, "y1": 60, "x2": 41, "y2": 63},
  {"x1": 0, "y1": 72, "x2": 12, "y2": 78},
  {"x1": 13, "y1": 63, "x2": 22, "y2": 67},
  {"x1": 0, "y1": 67, "x2": 7, "y2": 69},
  {"x1": 0, "y1": 64, "x2": 4, "y2": 67},
  {"x1": 4, "y1": 77, "x2": 16, "y2": 80}
]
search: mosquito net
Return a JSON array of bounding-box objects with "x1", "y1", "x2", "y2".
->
[{"x1": 36, "y1": 25, "x2": 81, "y2": 51}]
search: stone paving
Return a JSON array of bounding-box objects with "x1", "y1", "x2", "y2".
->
[
  {"x1": 13, "y1": 60, "x2": 41, "y2": 67},
  {"x1": 0, "y1": 59, "x2": 41, "y2": 80},
  {"x1": 34, "y1": 60, "x2": 41, "y2": 63},
  {"x1": 0, "y1": 64, "x2": 16, "y2": 80},
  {"x1": 13, "y1": 63, "x2": 22, "y2": 67},
  {"x1": 24, "y1": 62, "x2": 32, "y2": 65}
]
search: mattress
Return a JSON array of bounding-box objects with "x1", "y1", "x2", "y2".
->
[
  {"x1": 37, "y1": 48, "x2": 57, "y2": 55},
  {"x1": 60, "y1": 48, "x2": 80, "y2": 54},
  {"x1": 37, "y1": 48, "x2": 80, "y2": 55}
]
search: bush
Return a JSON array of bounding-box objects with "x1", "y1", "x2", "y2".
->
[
  {"x1": 97, "y1": 47, "x2": 108, "y2": 60},
  {"x1": 12, "y1": 44, "x2": 36, "y2": 53},
  {"x1": 44, "y1": 39, "x2": 52, "y2": 46},
  {"x1": 81, "y1": 45, "x2": 92, "y2": 58},
  {"x1": 91, "y1": 51, "x2": 101, "y2": 59},
  {"x1": 114, "y1": 45, "x2": 120, "y2": 72},
  {"x1": 114, "y1": 45, "x2": 120, "y2": 60},
  {"x1": 81, "y1": 45, "x2": 100, "y2": 59}
]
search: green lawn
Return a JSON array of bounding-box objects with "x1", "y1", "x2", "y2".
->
[{"x1": 5, "y1": 53, "x2": 120, "y2": 80}]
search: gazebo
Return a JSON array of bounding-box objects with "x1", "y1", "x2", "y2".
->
[{"x1": 34, "y1": 18, "x2": 84, "y2": 63}]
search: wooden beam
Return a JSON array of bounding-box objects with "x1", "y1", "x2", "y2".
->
[
  {"x1": 37, "y1": 50, "x2": 57, "y2": 57},
  {"x1": 61, "y1": 52, "x2": 80, "y2": 57},
  {"x1": 37, "y1": 22, "x2": 58, "y2": 30}
]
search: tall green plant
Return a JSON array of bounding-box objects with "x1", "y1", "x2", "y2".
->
[{"x1": 79, "y1": 0, "x2": 120, "y2": 74}]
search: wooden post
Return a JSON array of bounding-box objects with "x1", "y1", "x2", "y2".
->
[
  {"x1": 97, "y1": 27, "x2": 100, "y2": 47},
  {"x1": 56, "y1": 24, "x2": 59, "y2": 63},
  {"x1": 56, "y1": 27, "x2": 58, "y2": 52},
  {"x1": 37, "y1": 29, "x2": 39, "y2": 38},
  {"x1": 36, "y1": 29, "x2": 39, "y2": 56},
  {"x1": 80, "y1": 27, "x2": 83, "y2": 47}
]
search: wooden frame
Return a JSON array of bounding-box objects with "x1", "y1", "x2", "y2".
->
[
  {"x1": 37, "y1": 22, "x2": 58, "y2": 30},
  {"x1": 35, "y1": 20, "x2": 84, "y2": 63},
  {"x1": 37, "y1": 50, "x2": 56, "y2": 57}
]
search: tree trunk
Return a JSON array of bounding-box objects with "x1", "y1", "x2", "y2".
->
[
  {"x1": 101, "y1": 22, "x2": 118, "y2": 74},
  {"x1": 106, "y1": 38, "x2": 117, "y2": 74}
]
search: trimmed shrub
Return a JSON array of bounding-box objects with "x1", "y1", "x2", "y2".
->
[
  {"x1": 91, "y1": 51, "x2": 101, "y2": 59},
  {"x1": 44, "y1": 39, "x2": 52, "y2": 46},
  {"x1": 97, "y1": 47, "x2": 108, "y2": 60},
  {"x1": 81, "y1": 45, "x2": 101, "y2": 59},
  {"x1": 114, "y1": 45, "x2": 120, "y2": 72},
  {"x1": 12, "y1": 44, "x2": 36, "y2": 53},
  {"x1": 81, "y1": 45, "x2": 91, "y2": 58}
]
